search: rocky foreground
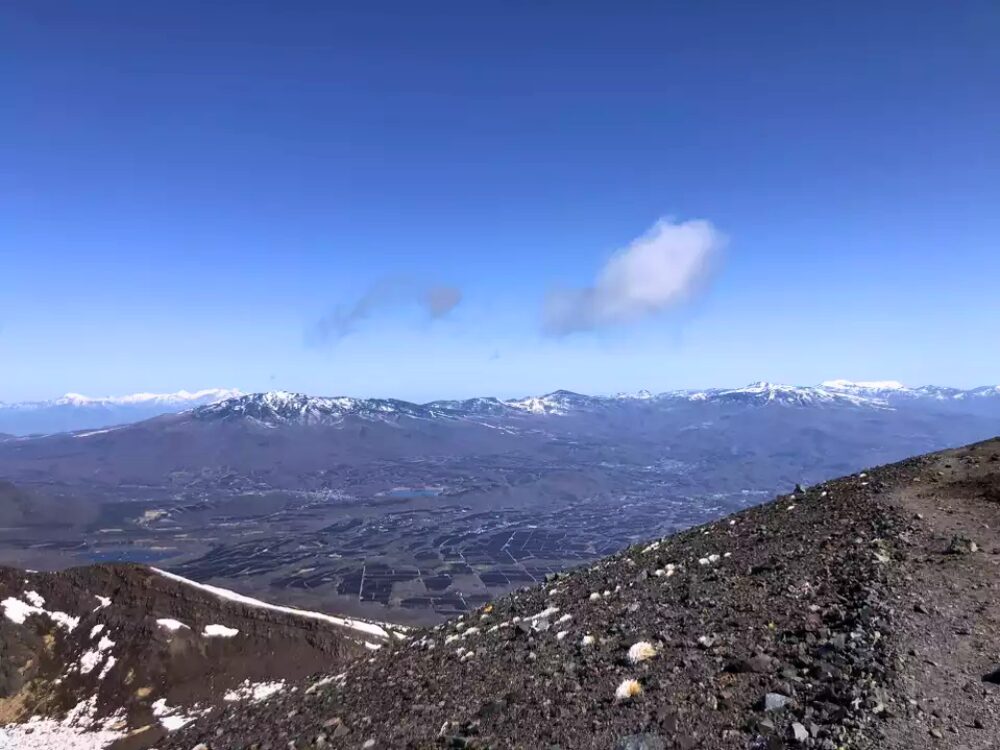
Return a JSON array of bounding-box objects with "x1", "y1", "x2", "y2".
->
[
  {"x1": 160, "y1": 438, "x2": 1000, "y2": 750},
  {"x1": 0, "y1": 565, "x2": 406, "y2": 749}
]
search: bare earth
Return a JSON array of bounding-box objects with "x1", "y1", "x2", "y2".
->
[{"x1": 880, "y1": 441, "x2": 1000, "y2": 749}]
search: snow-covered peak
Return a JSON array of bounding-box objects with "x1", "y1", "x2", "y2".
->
[
  {"x1": 0, "y1": 389, "x2": 242, "y2": 410},
  {"x1": 703, "y1": 382, "x2": 884, "y2": 408},
  {"x1": 53, "y1": 389, "x2": 242, "y2": 407},
  {"x1": 970, "y1": 385, "x2": 1000, "y2": 397},
  {"x1": 823, "y1": 381, "x2": 1000, "y2": 402},
  {"x1": 424, "y1": 397, "x2": 515, "y2": 416},
  {"x1": 0, "y1": 389, "x2": 246, "y2": 436},
  {"x1": 821, "y1": 380, "x2": 908, "y2": 393},
  {"x1": 506, "y1": 390, "x2": 603, "y2": 415},
  {"x1": 193, "y1": 391, "x2": 450, "y2": 426},
  {"x1": 506, "y1": 396, "x2": 565, "y2": 415},
  {"x1": 613, "y1": 389, "x2": 655, "y2": 400}
]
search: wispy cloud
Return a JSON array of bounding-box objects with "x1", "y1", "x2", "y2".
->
[
  {"x1": 543, "y1": 218, "x2": 724, "y2": 335},
  {"x1": 423, "y1": 286, "x2": 463, "y2": 319},
  {"x1": 308, "y1": 278, "x2": 462, "y2": 345}
]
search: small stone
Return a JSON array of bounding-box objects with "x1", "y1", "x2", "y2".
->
[
  {"x1": 929, "y1": 728, "x2": 943, "y2": 739},
  {"x1": 477, "y1": 700, "x2": 505, "y2": 719},
  {"x1": 728, "y1": 654, "x2": 775, "y2": 674},
  {"x1": 791, "y1": 722, "x2": 809, "y2": 742},
  {"x1": 946, "y1": 535, "x2": 978, "y2": 555},
  {"x1": 762, "y1": 692, "x2": 791, "y2": 712},
  {"x1": 332, "y1": 724, "x2": 350, "y2": 739},
  {"x1": 362, "y1": 741, "x2": 376, "y2": 749},
  {"x1": 612, "y1": 733, "x2": 666, "y2": 750}
]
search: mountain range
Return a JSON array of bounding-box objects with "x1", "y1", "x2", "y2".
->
[
  {"x1": 0, "y1": 388, "x2": 241, "y2": 436},
  {"x1": 2, "y1": 381, "x2": 998, "y2": 493},
  {"x1": 2, "y1": 380, "x2": 999, "y2": 436}
]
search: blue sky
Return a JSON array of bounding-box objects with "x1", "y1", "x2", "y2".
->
[{"x1": 2, "y1": 1, "x2": 998, "y2": 401}]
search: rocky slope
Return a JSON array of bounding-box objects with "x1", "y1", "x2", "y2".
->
[
  {"x1": 0, "y1": 565, "x2": 405, "y2": 748},
  {"x1": 158, "y1": 437, "x2": 1000, "y2": 750}
]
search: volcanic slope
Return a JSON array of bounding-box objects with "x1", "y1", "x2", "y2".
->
[
  {"x1": 167, "y1": 437, "x2": 1000, "y2": 750},
  {"x1": 0, "y1": 565, "x2": 405, "y2": 749}
]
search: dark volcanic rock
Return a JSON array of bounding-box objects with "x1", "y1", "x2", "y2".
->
[{"x1": 0, "y1": 564, "x2": 401, "y2": 740}]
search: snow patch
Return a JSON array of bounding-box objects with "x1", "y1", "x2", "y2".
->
[
  {"x1": 156, "y1": 618, "x2": 190, "y2": 632},
  {"x1": 0, "y1": 697, "x2": 125, "y2": 750},
  {"x1": 2, "y1": 596, "x2": 79, "y2": 631},
  {"x1": 98, "y1": 656, "x2": 117, "y2": 680},
  {"x1": 202, "y1": 623, "x2": 239, "y2": 638},
  {"x1": 152, "y1": 568, "x2": 394, "y2": 640},
  {"x1": 150, "y1": 698, "x2": 206, "y2": 732},
  {"x1": 24, "y1": 590, "x2": 45, "y2": 607},
  {"x1": 224, "y1": 679, "x2": 287, "y2": 703},
  {"x1": 78, "y1": 636, "x2": 115, "y2": 675}
]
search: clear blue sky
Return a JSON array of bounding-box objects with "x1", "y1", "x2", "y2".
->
[{"x1": 2, "y1": 1, "x2": 998, "y2": 401}]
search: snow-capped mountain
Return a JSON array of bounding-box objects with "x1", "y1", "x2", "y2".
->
[
  {"x1": 2, "y1": 388, "x2": 241, "y2": 410},
  {"x1": 505, "y1": 390, "x2": 610, "y2": 415},
  {"x1": 193, "y1": 391, "x2": 455, "y2": 427},
  {"x1": 680, "y1": 381, "x2": 887, "y2": 408},
  {"x1": 0, "y1": 389, "x2": 241, "y2": 435},
  {"x1": 185, "y1": 380, "x2": 1000, "y2": 427},
  {"x1": 821, "y1": 380, "x2": 1000, "y2": 406},
  {"x1": 821, "y1": 379, "x2": 909, "y2": 393},
  {"x1": 3, "y1": 381, "x2": 998, "y2": 436},
  {"x1": 424, "y1": 396, "x2": 519, "y2": 416}
]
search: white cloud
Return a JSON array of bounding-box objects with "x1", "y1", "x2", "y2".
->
[
  {"x1": 543, "y1": 218, "x2": 724, "y2": 334},
  {"x1": 308, "y1": 278, "x2": 462, "y2": 345}
]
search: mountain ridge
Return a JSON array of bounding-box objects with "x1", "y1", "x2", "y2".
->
[{"x1": 3, "y1": 381, "x2": 999, "y2": 435}]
